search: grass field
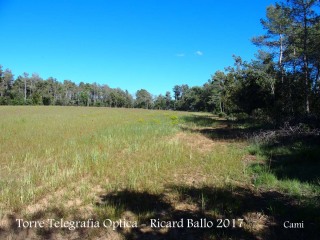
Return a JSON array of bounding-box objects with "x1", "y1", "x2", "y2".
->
[{"x1": 0, "y1": 106, "x2": 319, "y2": 239}]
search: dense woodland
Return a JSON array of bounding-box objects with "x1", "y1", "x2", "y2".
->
[{"x1": 1, "y1": 0, "x2": 319, "y2": 124}]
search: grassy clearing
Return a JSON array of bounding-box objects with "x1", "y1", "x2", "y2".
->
[
  {"x1": 0, "y1": 107, "x2": 318, "y2": 239},
  {"x1": 0, "y1": 107, "x2": 183, "y2": 210},
  {"x1": 0, "y1": 107, "x2": 246, "y2": 239}
]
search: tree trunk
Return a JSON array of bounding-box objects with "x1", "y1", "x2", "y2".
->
[
  {"x1": 24, "y1": 78, "x2": 27, "y2": 103},
  {"x1": 279, "y1": 34, "x2": 284, "y2": 84},
  {"x1": 303, "y1": 7, "x2": 310, "y2": 114}
]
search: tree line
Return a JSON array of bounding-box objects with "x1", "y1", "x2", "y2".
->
[
  {"x1": 1, "y1": 0, "x2": 319, "y2": 123},
  {"x1": 0, "y1": 66, "x2": 217, "y2": 111}
]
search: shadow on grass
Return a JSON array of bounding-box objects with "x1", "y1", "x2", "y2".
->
[
  {"x1": 182, "y1": 114, "x2": 320, "y2": 184},
  {"x1": 95, "y1": 185, "x2": 319, "y2": 240},
  {"x1": 0, "y1": 207, "x2": 84, "y2": 240},
  {"x1": 96, "y1": 190, "x2": 173, "y2": 222},
  {"x1": 180, "y1": 114, "x2": 271, "y2": 141},
  {"x1": 181, "y1": 115, "x2": 229, "y2": 127},
  {"x1": 252, "y1": 135, "x2": 320, "y2": 184},
  {"x1": 1, "y1": 184, "x2": 319, "y2": 239}
]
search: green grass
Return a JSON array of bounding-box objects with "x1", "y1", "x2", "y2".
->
[
  {"x1": 0, "y1": 107, "x2": 186, "y2": 211},
  {"x1": 248, "y1": 138, "x2": 320, "y2": 195},
  {"x1": 247, "y1": 135, "x2": 320, "y2": 238},
  {"x1": 0, "y1": 108, "x2": 245, "y2": 226},
  {"x1": 0, "y1": 106, "x2": 318, "y2": 239}
]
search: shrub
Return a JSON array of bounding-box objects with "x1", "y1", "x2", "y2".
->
[
  {"x1": 218, "y1": 112, "x2": 227, "y2": 118},
  {"x1": 234, "y1": 112, "x2": 249, "y2": 121}
]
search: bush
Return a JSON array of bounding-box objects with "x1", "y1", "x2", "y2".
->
[
  {"x1": 234, "y1": 112, "x2": 249, "y2": 121},
  {"x1": 55, "y1": 99, "x2": 64, "y2": 106},
  {"x1": 25, "y1": 99, "x2": 33, "y2": 105},
  {"x1": 218, "y1": 112, "x2": 227, "y2": 118},
  {"x1": 10, "y1": 98, "x2": 24, "y2": 105},
  {"x1": 42, "y1": 96, "x2": 52, "y2": 105},
  {"x1": 32, "y1": 93, "x2": 42, "y2": 105},
  {"x1": 252, "y1": 108, "x2": 267, "y2": 120},
  {"x1": 0, "y1": 96, "x2": 8, "y2": 105}
]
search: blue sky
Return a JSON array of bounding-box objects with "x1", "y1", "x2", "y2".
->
[{"x1": 0, "y1": 0, "x2": 276, "y2": 96}]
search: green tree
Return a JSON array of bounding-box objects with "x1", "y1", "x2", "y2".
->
[
  {"x1": 224, "y1": 56, "x2": 274, "y2": 116},
  {"x1": 154, "y1": 94, "x2": 166, "y2": 109},
  {"x1": 135, "y1": 89, "x2": 153, "y2": 109},
  {"x1": 182, "y1": 86, "x2": 204, "y2": 111},
  {"x1": 165, "y1": 91, "x2": 172, "y2": 109},
  {"x1": 0, "y1": 65, "x2": 4, "y2": 99},
  {"x1": 210, "y1": 71, "x2": 227, "y2": 113},
  {"x1": 288, "y1": 0, "x2": 319, "y2": 114},
  {"x1": 253, "y1": 0, "x2": 320, "y2": 116},
  {"x1": 0, "y1": 69, "x2": 14, "y2": 104},
  {"x1": 173, "y1": 84, "x2": 189, "y2": 110},
  {"x1": 252, "y1": 3, "x2": 291, "y2": 81}
]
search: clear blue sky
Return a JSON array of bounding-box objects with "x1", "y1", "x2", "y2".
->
[{"x1": 0, "y1": 0, "x2": 276, "y2": 96}]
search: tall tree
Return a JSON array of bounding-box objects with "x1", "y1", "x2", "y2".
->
[
  {"x1": 2, "y1": 69, "x2": 14, "y2": 101},
  {"x1": 288, "y1": 0, "x2": 319, "y2": 113},
  {"x1": 253, "y1": 0, "x2": 320, "y2": 115},
  {"x1": 0, "y1": 65, "x2": 4, "y2": 99},
  {"x1": 154, "y1": 94, "x2": 166, "y2": 109},
  {"x1": 165, "y1": 91, "x2": 172, "y2": 109},
  {"x1": 210, "y1": 71, "x2": 226, "y2": 113},
  {"x1": 252, "y1": 3, "x2": 291, "y2": 81},
  {"x1": 22, "y1": 72, "x2": 29, "y2": 103},
  {"x1": 135, "y1": 89, "x2": 153, "y2": 109}
]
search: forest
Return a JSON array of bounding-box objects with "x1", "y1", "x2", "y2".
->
[{"x1": 1, "y1": 0, "x2": 319, "y2": 125}]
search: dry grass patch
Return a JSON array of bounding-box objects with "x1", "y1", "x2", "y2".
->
[{"x1": 169, "y1": 131, "x2": 227, "y2": 154}]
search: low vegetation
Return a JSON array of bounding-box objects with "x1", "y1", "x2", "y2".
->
[{"x1": 0, "y1": 106, "x2": 319, "y2": 239}]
